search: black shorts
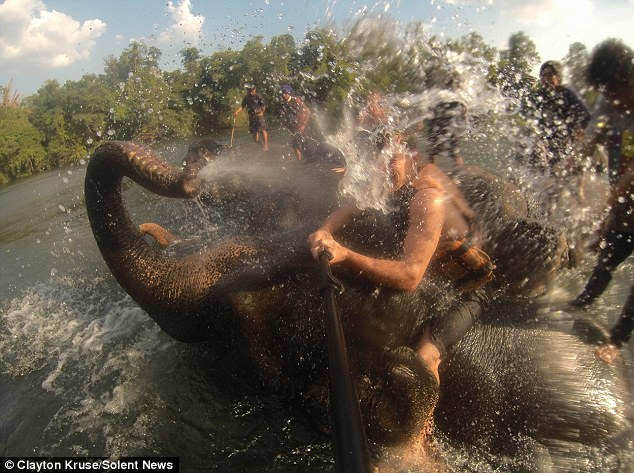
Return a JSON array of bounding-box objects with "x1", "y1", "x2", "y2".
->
[
  {"x1": 249, "y1": 116, "x2": 266, "y2": 135},
  {"x1": 429, "y1": 289, "x2": 488, "y2": 357}
]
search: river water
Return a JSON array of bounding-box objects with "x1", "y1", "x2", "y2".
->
[{"x1": 0, "y1": 130, "x2": 632, "y2": 471}]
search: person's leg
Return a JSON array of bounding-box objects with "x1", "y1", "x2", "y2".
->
[
  {"x1": 248, "y1": 120, "x2": 256, "y2": 143},
  {"x1": 293, "y1": 135, "x2": 303, "y2": 161},
  {"x1": 452, "y1": 154, "x2": 465, "y2": 167},
  {"x1": 596, "y1": 282, "x2": 634, "y2": 363},
  {"x1": 416, "y1": 290, "x2": 488, "y2": 384},
  {"x1": 261, "y1": 128, "x2": 269, "y2": 150},
  {"x1": 573, "y1": 262, "x2": 614, "y2": 306},
  {"x1": 573, "y1": 230, "x2": 634, "y2": 306},
  {"x1": 610, "y1": 283, "x2": 634, "y2": 347}
]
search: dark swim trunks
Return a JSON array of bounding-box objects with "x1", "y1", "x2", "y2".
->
[{"x1": 249, "y1": 115, "x2": 266, "y2": 135}]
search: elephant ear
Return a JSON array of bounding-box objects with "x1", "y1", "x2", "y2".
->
[
  {"x1": 454, "y1": 165, "x2": 569, "y2": 294},
  {"x1": 485, "y1": 218, "x2": 569, "y2": 293}
]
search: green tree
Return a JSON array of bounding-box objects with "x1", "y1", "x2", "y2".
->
[
  {"x1": 62, "y1": 74, "x2": 115, "y2": 145},
  {"x1": 185, "y1": 49, "x2": 242, "y2": 134},
  {"x1": 449, "y1": 32, "x2": 497, "y2": 64},
  {"x1": 103, "y1": 41, "x2": 194, "y2": 141},
  {"x1": 0, "y1": 103, "x2": 46, "y2": 182},
  {"x1": 165, "y1": 47, "x2": 206, "y2": 133},
  {"x1": 561, "y1": 41, "x2": 597, "y2": 104},
  {"x1": 2, "y1": 80, "x2": 20, "y2": 108},
  {"x1": 503, "y1": 31, "x2": 540, "y2": 72},
  {"x1": 345, "y1": 19, "x2": 425, "y2": 94},
  {"x1": 265, "y1": 34, "x2": 296, "y2": 82},
  {"x1": 27, "y1": 80, "x2": 85, "y2": 167},
  {"x1": 491, "y1": 31, "x2": 540, "y2": 103},
  {"x1": 292, "y1": 28, "x2": 355, "y2": 131}
]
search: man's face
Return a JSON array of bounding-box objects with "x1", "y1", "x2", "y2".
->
[
  {"x1": 249, "y1": 88, "x2": 256, "y2": 95},
  {"x1": 540, "y1": 67, "x2": 560, "y2": 88},
  {"x1": 281, "y1": 91, "x2": 290, "y2": 101}
]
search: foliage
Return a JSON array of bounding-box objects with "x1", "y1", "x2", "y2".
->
[
  {"x1": 0, "y1": 104, "x2": 46, "y2": 182},
  {"x1": 562, "y1": 42, "x2": 601, "y2": 107},
  {"x1": 0, "y1": 22, "x2": 597, "y2": 184},
  {"x1": 490, "y1": 32, "x2": 540, "y2": 103},
  {"x1": 2, "y1": 80, "x2": 21, "y2": 108}
]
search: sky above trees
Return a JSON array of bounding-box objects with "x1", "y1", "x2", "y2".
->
[{"x1": 1, "y1": 0, "x2": 633, "y2": 97}]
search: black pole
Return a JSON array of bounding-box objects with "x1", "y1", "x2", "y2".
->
[{"x1": 318, "y1": 250, "x2": 372, "y2": 473}]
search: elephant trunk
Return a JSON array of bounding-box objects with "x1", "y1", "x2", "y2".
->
[{"x1": 84, "y1": 141, "x2": 248, "y2": 342}]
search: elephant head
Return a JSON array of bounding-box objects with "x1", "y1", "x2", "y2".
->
[{"x1": 84, "y1": 139, "x2": 440, "y2": 446}]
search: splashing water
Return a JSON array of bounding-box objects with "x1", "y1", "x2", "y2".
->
[
  {"x1": 2, "y1": 4, "x2": 631, "y2": 471},
  {"x1": 322, "y1": 16, "x2": 516, "y2": 213}
]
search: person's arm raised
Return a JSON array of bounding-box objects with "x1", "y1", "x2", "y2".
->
[{"x1": 313, "y1": 188, "x2": 444, "y2": 292}]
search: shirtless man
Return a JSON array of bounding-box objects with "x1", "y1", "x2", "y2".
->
[
  {"x1": 308, "y1": 148, "x2": 493, "y2": 384},
  {"x1": 279, "y1": 84, "x2": 311, "y2": 161}
]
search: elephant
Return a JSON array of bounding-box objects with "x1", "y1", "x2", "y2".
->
[{"x1": 84, "y1": 139, "x2": 633, "y2": 471}]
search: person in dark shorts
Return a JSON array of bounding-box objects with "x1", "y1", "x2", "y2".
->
[
  {"x1": 234, "y1": 86, "x2": 269, "y2": 151},
  {"x1": 279, "y1": 84, "x2": 311, "y2": 161},
  {"x1": 426, "y1": 100, "x2": 468, "y2": 167},
  {"x1": 571, "y1": 39, "x2": 634, "y2": 363},
  {"x1": 528, "y1": 61, "x2": 591, "y2": 174}
]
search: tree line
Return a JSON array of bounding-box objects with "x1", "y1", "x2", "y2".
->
[{"x1": 0, "y1": 20, "x2": 597, "y2": 185}]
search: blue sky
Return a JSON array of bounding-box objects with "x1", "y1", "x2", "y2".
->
[{"x1": 1, "y1": 0, "x2": 633, "y2": 97}]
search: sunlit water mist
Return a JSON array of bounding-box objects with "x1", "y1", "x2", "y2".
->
[
  {"x1": 324, "y1": 16, "x2": 609, "y2": 259},
  {"x1": 317, "y1": 15, "x2": 518, "y2": 214}
]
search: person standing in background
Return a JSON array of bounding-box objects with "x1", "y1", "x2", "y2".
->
[
  {"x1": 529, "y1": 61, "x2": 591, "y2": 175},
  {"x1": 234, "y1": 86, "x2": 269, "y2": 151},
  {"x1": 279, "y1": 84, "x2": 311, "y2": 161}
]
